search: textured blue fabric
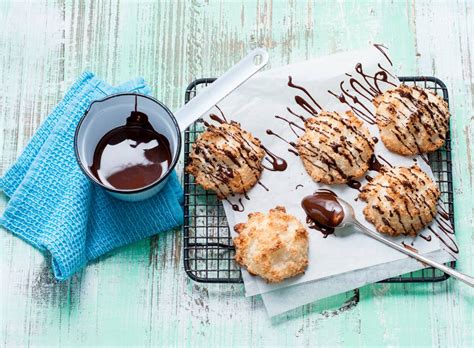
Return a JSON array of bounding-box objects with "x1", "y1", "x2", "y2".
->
[{"x1": 0, "y1": 72, "x2": 184, "y2": 280}]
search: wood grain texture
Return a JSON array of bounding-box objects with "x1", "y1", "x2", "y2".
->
[{"x1": 1, "y1": 0, "x2": 472, "y2": 346}]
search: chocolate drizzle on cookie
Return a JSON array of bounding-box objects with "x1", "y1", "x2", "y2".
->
[
  {"x1": 373, "y1": 85, "x2": 450, "y2": 155},
  {"x1": 297, "y1": 111, "x2": 375, "y2": 184},
  {"x1": 186, "y1": 120, "x2": 265, "y2": 200},
  {"x1": 359, "y1": 165, "x2": 440, "y2": 237}
]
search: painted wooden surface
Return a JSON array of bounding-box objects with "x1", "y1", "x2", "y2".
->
[{"x1": 0, "y1": 0, "x2": 472, "y2": 346}]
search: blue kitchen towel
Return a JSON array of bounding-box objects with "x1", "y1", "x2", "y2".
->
[{"x1": 0, "y1": 72, "x2": 184, "y2": 280}]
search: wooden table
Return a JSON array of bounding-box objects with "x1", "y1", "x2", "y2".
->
[{"x1": 1, "y1": 1, "x2": 472, "y2": 346}]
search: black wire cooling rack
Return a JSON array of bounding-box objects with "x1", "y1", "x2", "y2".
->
[{"x1": 183, "y1": 76, "x2": 456, "y2": 284}]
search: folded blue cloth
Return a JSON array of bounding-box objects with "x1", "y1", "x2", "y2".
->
[{"x1": 0, "y1": 72, "x2": 184, "y2": 280}]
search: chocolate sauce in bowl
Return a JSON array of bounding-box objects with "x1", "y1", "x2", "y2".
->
[
  {"x1": 302, "y1": 191, "x2": 345, "y2": 237},
  {"x1": 90, "y1": 97, "x2": 172, "y2": 190}
]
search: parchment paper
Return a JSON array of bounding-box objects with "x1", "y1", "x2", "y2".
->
[{"x1": 201, "y1": 46, "x2": 457, "y2": 308}]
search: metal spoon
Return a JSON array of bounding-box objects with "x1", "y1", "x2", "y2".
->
[{"x1": 335, "y1": 196, "x2": 474, "y2": 287}]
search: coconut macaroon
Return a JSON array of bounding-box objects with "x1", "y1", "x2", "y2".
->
[
  {"x1": 186, "y1": 121, "x2": 265, "y2": 199},
  {"x1": 373, "y1": 85, "x2": 450, "y2": 155},
  {"x1": 359, "y1": 165, "x2": 440, "y2": 237},
  {"x1": 297, "y1": 110, "x2": 375, "y2": 184},
  {"x1": 233, "y1": 206, "x2": 309, "y2": 283}
]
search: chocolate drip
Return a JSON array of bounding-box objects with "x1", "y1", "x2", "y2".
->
[
  {"x1": 420, "y1": 154, "x2": 430, "y2": 165},
  {"x1": 295, "y1": 96, "x2": 319, "y2": 116},
  {"x1": 287, "y1": 107, "x2": 307, "y2": 122},
  {"x1": 215, "y1": 105, "x2": 228, "y2": 122},
  {"x1": 365, "y1": 175, "x2": 373, "y2": 182},
  {"x1": 288, "y1": 76, "x2": 322, "y2": 112},
  {"x1": 419, "y1": 234, "x2": 432, "y2": 242},
  {"x1": 428, "y1": 226, "x2": 459, "y2": 254},
  {"x1": 377, "y1": 155, "x2": 394, "y2": 168},
  {"x1": 266, "y1": 129, "x2": 299, "y2": 156},
  {"x1": 302, "y1": 190, "x2": 344, "y2": 238},
  {"x1": 437, "y1": 204, "x2": 450, "y2": 221},
  {"x1": 226, "y1": 198, "x2": 245, "y2": 212},
  {"x1": 355, "y1": 62, "x2": 397, "y2": 93},
  {"x1": 327, "y1": 61, "x2": 397, "y2": 126},
  {"x1": 262, "y1": 146, "x2": 288, "y2": 172},
  {"x1": 377, "y1": 63, "x2": 395, "y2": 78},
  {"x1": 372, "y1": 137, "x2": 379, "y2": 144},
  {"x1": 327, "y1": 86, "x2": 376, "y2": 125},
  {"x1": 347, "y1": 179, "x2": 362, "y2": 191},
  {"x1": 373, "y1": 43, "x2": 393, "y2": 66},
  {"x1": 209, "y1": 113, "x2": 226, "y2": 124},
  {"x1": 288, "y1": 148, "x2": 299, "y2": 156},
  {"x1": 257, "y1": 181, "x2": 269, "y2": 191},
  {"x1": 368, "y1": 155, "x2": 386, "y2": 173},
  {"x1": 274, "y1": 115, "x2": 304, "y2": 136},
  {"x1": 209, "y1": 105, "x2": 229, "y2": 124}
]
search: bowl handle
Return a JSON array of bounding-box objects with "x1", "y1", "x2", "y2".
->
[{"x1": 174, "y1": 48, "x2": 269, "y2": 131}]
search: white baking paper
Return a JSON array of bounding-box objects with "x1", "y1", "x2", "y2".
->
[{"x1": 201, "y1": 46, "x2": 458, "y2": 307}]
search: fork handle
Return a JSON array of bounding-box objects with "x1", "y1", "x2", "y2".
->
[{"x1": 353, "y1": 221, "x2": 473, "y2": 287}]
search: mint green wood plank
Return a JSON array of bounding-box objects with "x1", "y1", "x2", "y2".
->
[{"x1": 1, "y1": 0, "x2": 472, "y2": 347}]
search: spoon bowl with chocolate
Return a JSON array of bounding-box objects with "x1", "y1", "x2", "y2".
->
[
  {"x1": 302, "y1": 191, "x2": 473, "y2": 287},
  {"x1": 74, "y1": 49, "x2": 268, "y2": 201}
]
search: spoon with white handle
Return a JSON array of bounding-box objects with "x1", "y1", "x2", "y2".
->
[{"x1": 335, "y1": 196, "x2": 474, "y2": 287}]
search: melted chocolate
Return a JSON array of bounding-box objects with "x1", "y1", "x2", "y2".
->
[
  {"x1": 262, "y1": 146, "x2": 288, "y2": 172},
  {"x1": 372, "y1": 137, "x2": 379, "y2": 144},
  {"x1": 209, "y1": 113, "x2": 225, "y2": 124},
  {"x1": 327, "y1": 61, "x2": 396, "y2": 125},
  {"x1": 368, "y1": 155, "x2": 386, "y2": 173},
  {"x1": 327, "y1": 87, "x2": 376, "y2": 125},
  {"x1": 428, "y1": 225, "x2": 459, "y2": 254},
  {"x1": 257, "y1": 181, "x2": 269, "y2": 191},
  {"x1": 288, "y1": 148, "x2": 299, "y2": 156},
  {"x1": 288, "y1": 76, "x2": 322, "y2": 113},
  {"x1": 419, "y1": 234, "x2": 432, "y2": 242},
  {"x1": 226, "y1": 198, "x2": 245, "y2": 212},
  {"x1": 373, "y1": 43, "x2": 393, "y2": 66},
  {"x1": 302, "y1": 190, "x2": 344, "y2": 237},
  {"x1": 347, "y1": 179, "x2": 362, "y2": 191},
  {"x1": 90, "y1": 97, "x2": 172, "y2": 190},
  {"x1": 209, "y1": 105, "x2": 228, "y2": 124},
  {"x1": 274, "y1": 115, "x2": 304, "y2": 136},
  {"x1": 377, "y1": 155, "x2": 394, "y2": 168},
  {"x1": 266, "y1": 127, "x2": 299, "y2": 158},
  {"x1": 420, "y1": 154, "x2": 430, "y2": 165},
  {"x1": 287, "y1": 107, "x2": 307, "y2": 122}
]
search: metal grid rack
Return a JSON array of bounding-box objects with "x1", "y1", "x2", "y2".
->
[{"x1": 183, "y1": 76, "x2": 456, "y2": 284}]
